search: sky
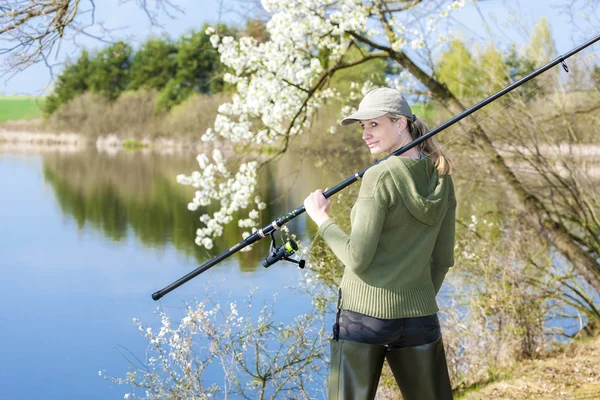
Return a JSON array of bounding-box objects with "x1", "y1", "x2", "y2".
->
[{"x1": 0, "y1": 0, "x2": 598, "y2": 96}]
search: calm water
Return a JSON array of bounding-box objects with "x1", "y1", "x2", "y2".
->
[{"x1": 0, "y1": 149, "x2": 332, "y2": 400}]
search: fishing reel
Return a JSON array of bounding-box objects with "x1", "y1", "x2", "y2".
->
[{"x1": 263, "y1": 231, "x2": 305, "y2": 269}]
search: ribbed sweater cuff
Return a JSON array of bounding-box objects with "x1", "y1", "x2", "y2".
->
[{"x1": 317, "y1": 218, "x2": 336, "y2": 237}]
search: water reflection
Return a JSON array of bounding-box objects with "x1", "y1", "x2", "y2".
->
[
  {"x1": 0, "y1": 150, "x2": 333, "y2": 400},
  {"x1": 41, "y1": 149, "x2": 334, "y2": 272}
]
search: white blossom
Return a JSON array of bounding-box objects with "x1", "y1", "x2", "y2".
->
[{"x1": 202, "y1": 238, "x2": 214, "y2": 249}]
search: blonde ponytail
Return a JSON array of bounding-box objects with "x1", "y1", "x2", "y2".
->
[
  {"x1": 409, "y1": 117, "x2": 454, "y2": 175},
  {"x1": 387, "y1": 113, "x2": 454, "y2": 175}
]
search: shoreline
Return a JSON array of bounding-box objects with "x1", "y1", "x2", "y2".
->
[
  {"x1": 2, "y1": 130, "x2": 600, "y2": 177},
  {"x1": 0, "y1": 129, "x2": 219, "y2": 155},
  {"x1": 3, "y1": 129, "x2": 600, "y2": 154}
]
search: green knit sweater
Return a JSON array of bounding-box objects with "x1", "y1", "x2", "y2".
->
[{"x1": 318, "y1": 156, "x2": 456, "y2": 319}]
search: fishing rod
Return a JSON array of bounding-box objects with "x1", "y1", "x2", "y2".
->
[{"x1": 152, "y1": 33, "x2": 600, "y2": 301}]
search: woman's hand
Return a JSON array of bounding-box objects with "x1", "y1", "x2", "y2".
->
[{"x1": 304, "y1": 188, "x2": 331, "y2": 227}]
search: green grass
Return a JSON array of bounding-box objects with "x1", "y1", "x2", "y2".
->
[
  {"x1": 123, "y1": 139, "x2": 148, "y2": 150},
  {"x1": 0, "y1": 96, "x2": 45, "y2": 121}
]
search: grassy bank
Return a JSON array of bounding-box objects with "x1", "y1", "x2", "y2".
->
[
  {"x1": 455, "y1": 336, "x2": 600, "y2": 399},
  {"x1": 0, "y1": 96, "x2": 45, "y2": 121}
]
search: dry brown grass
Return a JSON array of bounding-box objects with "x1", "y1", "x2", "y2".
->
[
  {"x1": 162, "y1": 92, "x2": 230, "y2": 138},
  {"x1": 456, "y1": 335, "x2": 600, "y2": 399},
  {"x1": 46, "y1": 90, "x2": 231, "y2": 141}
]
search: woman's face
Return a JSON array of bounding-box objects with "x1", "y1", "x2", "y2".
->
[{"x1": 359, "y1": 116, "x2": 408, "y2": 156}]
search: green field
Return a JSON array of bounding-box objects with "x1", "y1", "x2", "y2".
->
[
  {"x1": 0, "y1": 95, "x2": 434, "y2": 124},
  {"x1": 0, "y1": 96, "x2": 45, "y2": 121}
]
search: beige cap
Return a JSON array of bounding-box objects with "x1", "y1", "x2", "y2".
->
[{"x1": 341, "y1": 87, "x2": 414, "y2": 126}]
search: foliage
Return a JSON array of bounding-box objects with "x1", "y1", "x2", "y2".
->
[
  {"x1": 47, "y1": 91, "x2": 155, "y2": 138},
  {"x1": 86, "y1": 42, "x2": 133, "y2": 101},
  {"x1": 155, "y1": 24, "x2": 233, "y2": 112},
  {"x1": 437, "y1": 39, "x2": 480, "y2": 101},
  {"x1": 436, "y1": 18, "x2": 560, "y2": 103},
  {"x1": 46, "y1": 89, "x2": 231, "y2": 140},
  {"x1": 101, "y1": 283, "x2": 331, "y2": 399},
  {"x1": 243, "y1": 18, "x2": 270, "y2": 43},
  {"x1": 443, "y1": 205, "x2": 600, "y2": 390},
  {"x1": 44, "y1": 42, "x2": 133, "y2": 115},
  {"x1": 503, "y1": 44, "x2": 536, "y2": 82},
  {"x1": 44, "y1": 50, "x2": 93, "y2": 115},
  {"x1": 128, "y1": 37, "x2": 178, "y2": 92},
  {"x1": 45, "y1": 23, "x2": 237, "y2": 116},
  {"x1": 476, "y1": 45, "x2": 506, "y2": 94},
  {"x1": 525, "y1": 17, "x2": 556, "y2": 68},
  {"x1": 327, "y1": 45, "x2": 388, "y2": 99},
  {"x1": 161, "y1": 92, "x2": 231, "y2": 138}
]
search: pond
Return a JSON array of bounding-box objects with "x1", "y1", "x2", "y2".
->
[{"x1": 0, "y1": 147, "x2": 336, "y2": 400}]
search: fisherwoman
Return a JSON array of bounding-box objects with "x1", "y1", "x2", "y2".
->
[{"x1": 304, "y1": 87, "x2": 456, "y2": 400}]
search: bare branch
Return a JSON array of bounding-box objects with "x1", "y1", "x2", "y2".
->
[
  {"x1": 381, "y1": 0, "x2": 424, "y2": 14},
  {"x1": 0, "y1": 0, "x2": 182, "y2": 75}
]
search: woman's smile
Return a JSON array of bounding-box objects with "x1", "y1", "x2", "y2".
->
[{"x1": 360, "y1": 117, "x2": 403, "y2": 155}]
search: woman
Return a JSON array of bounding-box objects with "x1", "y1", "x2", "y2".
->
[{"x1": 304, "y1": 87, "x2": 456, "y2": 400}]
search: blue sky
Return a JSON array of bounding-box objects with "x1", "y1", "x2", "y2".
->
[{"x1": 0, "y1": 0, "x2": 598, "y2": 96}]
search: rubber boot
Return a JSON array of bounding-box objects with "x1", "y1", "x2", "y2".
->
[
  {"x1": 385, "y1": 337, "x2": 453, "y2": 400},
  {"x1": 328, "y1": 339, "x2": 387, "y2": 400}
]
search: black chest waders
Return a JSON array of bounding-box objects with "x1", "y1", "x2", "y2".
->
[
  {"x1": 328, "y1": 287, "x2": 387, "y2": 399},
  {"x1": 328, "y1": 290, "x2": 452, "y2": 400},
  {"x1": 328, "y1": 336, "x2": 453, "y2": 400}
]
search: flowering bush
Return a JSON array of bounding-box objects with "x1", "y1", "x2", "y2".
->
[{"x1": 102, "y1": 278, "x2": 334, "y2": 399}]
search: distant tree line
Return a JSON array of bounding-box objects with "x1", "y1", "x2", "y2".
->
[
  {"x1": 44, "y1": 21, "x2": 267, "y2": 116},
  {"x1": 45, "y1": 16, "x2": 599, "y2": 131},
  {"x1": 435, "y1": 18, "x2": 600, "y2": 103},
  {"x1": 435, "y1": 18, "x2": 600, "y2": 104}
]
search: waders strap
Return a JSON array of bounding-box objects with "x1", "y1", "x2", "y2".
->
[{"x1": 333, "y1": 287, "x2": 342, "y2": 341}]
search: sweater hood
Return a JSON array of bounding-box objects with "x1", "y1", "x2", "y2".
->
[{"x1": 383, "y1": 157, "x2": 452, "y2": 226}]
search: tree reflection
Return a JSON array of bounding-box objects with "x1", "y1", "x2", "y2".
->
[{"x1": 42, "y1": 148, "x2": 331, "y2": 273}]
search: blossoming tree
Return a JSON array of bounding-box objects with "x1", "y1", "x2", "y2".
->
[
  {"x1": 179, "y1": 0, "x2": 469, "y2": 250},
  {"x1": 178, "y1": 0, "x2": 600, "y2": 296}
]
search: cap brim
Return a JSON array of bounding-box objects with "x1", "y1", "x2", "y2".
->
[{"x1": 340, "y1": 109, "x2": 388, "y2": 126}]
